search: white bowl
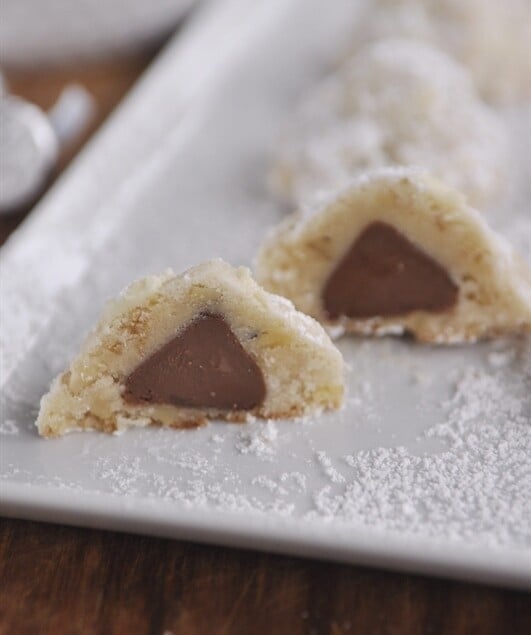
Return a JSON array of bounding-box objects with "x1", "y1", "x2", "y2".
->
[{"x1": 0, "y1": 0, "x2": 197, "y2": 67}]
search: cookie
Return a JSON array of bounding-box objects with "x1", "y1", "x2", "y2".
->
[
  {"x1": 37, "y1": 260, "x2": 344, "y2": 437},
  {"x1": 355, "y1": 0, "x2": 531, "y2": 104},
  {"x1": 257, "y1": 168, "x2": 531, "y2": 343},
  {"x1": 272, "y1": 39, "x2": 507, "y2": 208}
]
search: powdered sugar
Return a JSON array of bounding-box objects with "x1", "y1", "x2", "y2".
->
[
  {"x1": 93, "y1": 456, "x2": 148, "y2": 496},
  {"x1": 308, "y1": 348, "x2": 530, "y2": 546},
  {"x1": 235, "y1": 420, "x2": 279, "y2": 460},
  {"x1": 0, "y1": 419, "x2": 19, "y2": 435},
  {"x1": 315, "y1": 450, "x2": 346, "y2": 484}
]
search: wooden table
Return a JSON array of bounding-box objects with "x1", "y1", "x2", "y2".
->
[{"x1": 1, "y1": 55, "x2": 530, "y2": 635}]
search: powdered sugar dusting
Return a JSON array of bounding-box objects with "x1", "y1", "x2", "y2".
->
[
  {"x1": 308, "y1": 346, "x2": 530, "y2": 545},
  {"x1": 235, "y1": 420, "x2": 279, "y2": 460},
  {"x1": 315, "y1": 450, "x2": 346, "y2": 483},
  {"x1": 93, "y1": 456, "x2": 148, "y2": 496},
  {"x1": 0, "y1": 419, "x2": 19, "y2": 435}
]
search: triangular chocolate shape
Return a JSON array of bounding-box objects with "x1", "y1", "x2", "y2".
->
[
  {"x1": 323, "y1": 222, "x2": 458, "y2": 319},
  {"x1": 124, "y1": 313, "x2": 266, "y2": 410}
]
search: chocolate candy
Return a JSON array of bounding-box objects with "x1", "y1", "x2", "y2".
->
[
  {"x1": 124, "y1": 312, "x2": 266, "y2": 411},
  {"x1": 323, "y1": 222, "x2": 458, "y2": 319}
]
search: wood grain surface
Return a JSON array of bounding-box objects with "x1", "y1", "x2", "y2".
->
[
  {"x1": 1, "y1": 49, "x2": 530, "y2": 635},
  {"x1": 0, "y1": 519, "x2": 530, "y2": 635}
]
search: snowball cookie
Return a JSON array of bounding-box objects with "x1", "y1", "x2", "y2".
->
[
  {"x1": 271, "y1": 39, "x2": 507, "y2": 208},
  {"x1": 355, "y1": 0, "x2": 531, "y2": 104},
  {"x1": 257, "y1": 169, "x2": 531, "y2": 344},
  {"x1": 37, "y1": 260, "x2": 344, "y2": 437}
]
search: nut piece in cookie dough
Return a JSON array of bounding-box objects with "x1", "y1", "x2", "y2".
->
[
  {"x1": 37, "y1": 260, "x2": 344, "y2": 438},
  {"x1": 257, "y1": 168, "x2": 531, "y2": 344},
  {"x1": 354, "y1": 0, "x2": 531, "y2": 104},
  {"x1": 272, "y1": 39, "x2": 507, "y2": 209}
]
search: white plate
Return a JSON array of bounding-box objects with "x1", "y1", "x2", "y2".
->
[{"x1": 1, "y1": 0, "x2": 530, "y2": 590}]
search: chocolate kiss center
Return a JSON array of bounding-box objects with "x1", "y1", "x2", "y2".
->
[
  {"x1": 124, "y1": 313, "x2": 266, "y2": 411},
  {"x1": 323, "y1": 221, "x2": 458, "y2": 319}
]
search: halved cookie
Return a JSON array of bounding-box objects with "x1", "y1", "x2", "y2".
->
[
  {"x1": 272, "y1": 39, "x2": 506, "y2": 208},
  {"x1": 257, "y1": 169, "x2": 531, "y2": 343},
  {"x1": 37, "y1": 260, "x2": 344, "y2": 437}
]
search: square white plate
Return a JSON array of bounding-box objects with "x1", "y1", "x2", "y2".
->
[{"x1": 1, "y1": 0, "x2": 530, "y2": 589}]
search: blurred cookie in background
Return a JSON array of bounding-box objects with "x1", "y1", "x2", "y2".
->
[
  {"x1": 271, "y1": 40, "x2": 507, "y2": 209},
  {"x1": 353, "y1": 0, "x2": 531, "y2": 104}
]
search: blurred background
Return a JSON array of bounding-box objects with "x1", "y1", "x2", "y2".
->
[
  {"x1": 0, "y1": 0, "x2": 197, "y2": 66},
  {"x1": 0, "y1": 0, "x2": 199, "y2": 238}
]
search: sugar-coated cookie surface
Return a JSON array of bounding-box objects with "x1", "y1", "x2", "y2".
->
[
  {"x1": 257, "y1": 168, "x2": 531, "y2": 344},
  {"x1": 37, "y1": 260, "x2": 344, "y2": 437},
  {"x1": 356, "y1": 0, "x2": 531, "y2": 104},
  {"x1": 272, "y1": 40, "x2": 507, "y2": 209}
]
